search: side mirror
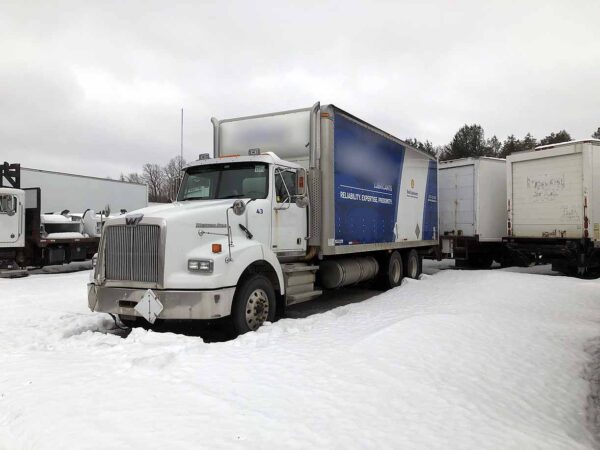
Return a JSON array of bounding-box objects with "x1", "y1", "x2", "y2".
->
[
  {"x1": 296, "y1": 168, "x2": 307, "y2": 197},
  {"x1": 232, "y1": 199, "x2": 246, "y2": 215}
]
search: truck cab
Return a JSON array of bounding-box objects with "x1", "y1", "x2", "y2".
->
[
  {"x1": 0, "y1": 188, "x2": 24, "y2": 247},
  {"x1": 0, "y1": 187, "x2": 25, "y2": 271},
  {"x1": 88, "y1": 152, "x2": 311, "y2": 333}
]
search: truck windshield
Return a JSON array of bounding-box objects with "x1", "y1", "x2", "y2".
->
[{"x1": 178, "y1": 162, "x2": 269, "y2": 201}]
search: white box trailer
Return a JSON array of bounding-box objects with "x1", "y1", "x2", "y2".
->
[
  {"x1": 21, "y1": 167, "x2": 147, "y2": 214},
  {"x1": 438, "y1": 157, "x2": 506, "y2": 267},
  {"x1": 505, "y1": 139, "x2": 600, "y2": 276}
]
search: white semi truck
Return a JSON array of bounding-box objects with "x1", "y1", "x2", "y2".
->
[
  {"x1": 88, "y1": 103, "x2": 439, "y2": 333},
  {"x1": 504, "y1": 139, "x2": 600, "y2": 276},
  {"x1": 0, "y1": 162, "x2": 148, "y2": 274}
]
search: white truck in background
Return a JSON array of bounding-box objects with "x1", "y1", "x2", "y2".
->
[
  {"x1": 0, "y1": 163, "x2": 148, "y2": 275},
  {"x1": 504, "y1": 139, "x2": 600, "y2": 276},
  {"x1": 438, "y1": 157, "x2": 506, "y2": 268},
  {"x1": 88, "y1": 103, "x2": 439, "y2": 334}
]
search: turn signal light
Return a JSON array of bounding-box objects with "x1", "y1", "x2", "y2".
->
[{"x1": 212, "y1": 243, "x2": 222, "y2": 253}]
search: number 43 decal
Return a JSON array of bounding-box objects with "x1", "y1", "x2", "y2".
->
[{"x1": 256, "y1": 208, "x2": 264, "y2": 214}]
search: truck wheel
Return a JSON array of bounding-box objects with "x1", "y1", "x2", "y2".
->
[
  {"x1": 468, "y1": 254, "x2": 493, "y2": 269},
  {"x1": 382, "y1": 251, "x2": 403, "y2": 289},
  {"x1": 232, "y1": 275, "x2": 276, "y2": 334},
  {"x1": 404, "y1": 249, "x2": 421, "y2": 279}
]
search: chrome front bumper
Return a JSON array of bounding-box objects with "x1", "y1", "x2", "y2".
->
[{"x1": 88, "y1": 284, "x2": 235, "y2": 320}]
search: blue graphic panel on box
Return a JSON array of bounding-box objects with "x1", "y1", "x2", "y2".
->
[{"x1": 334, "y1": 114, "x2": 405, "y2": 245}]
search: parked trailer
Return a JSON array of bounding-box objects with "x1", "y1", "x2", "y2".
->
[
  {"x1": 438, "y1": 157, "x2": 506, "y2": 268},
  {"x1": 88, "y1": 103, "x2": 438, "y2": 334},
  {"x1": 20, "y1": 167, "x2": 148, "y2": 214},
  {"x1": 0, "y1": 163, "x2": 148, "y2": 273},
  {"x1": 504, "y1": 139, "x2": 600, "y2": 277}
]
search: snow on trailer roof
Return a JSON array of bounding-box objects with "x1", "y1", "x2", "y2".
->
[
  {"x1": 439, "y1": 156, "x2": 506, "y2": 167},
  {"x1": 534, "y1": 138, "x2": 600, "y2": 151}
]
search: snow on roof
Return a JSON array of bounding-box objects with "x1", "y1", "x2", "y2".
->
[{"x1": 535, "y1": 138, "x2": 600, "y2": 151}]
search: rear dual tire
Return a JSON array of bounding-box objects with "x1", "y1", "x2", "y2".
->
[{"x1": 379, "y1": 249, "x2": 422, "y2": 290}]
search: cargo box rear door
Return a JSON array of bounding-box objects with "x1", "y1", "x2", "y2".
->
[
  {"x1": 511, "y1": 153, "x2": 583, "y2": 238},
  {"x1": 439, "y1": 164, "x2": 475, "y2": 236}
]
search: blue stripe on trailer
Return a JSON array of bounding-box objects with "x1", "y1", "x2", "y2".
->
[{"x1": 422, "y1": 159, "x2": 438, "y2": 240}]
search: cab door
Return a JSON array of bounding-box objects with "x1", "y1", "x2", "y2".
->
[
  {"x1": 0, "y1": 191, "x2": 23, "y2": 246},
  {"x1": 271, "y1": 166, "x2": 307, "y2": 255}
]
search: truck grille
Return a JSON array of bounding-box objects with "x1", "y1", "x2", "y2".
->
[{"x1": 103, "y1": 225, "x2": 161, "y2": 283}]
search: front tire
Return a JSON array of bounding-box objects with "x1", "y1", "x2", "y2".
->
[{"x1": 232, "y1": 275, "x2": 276, "y2": 335}]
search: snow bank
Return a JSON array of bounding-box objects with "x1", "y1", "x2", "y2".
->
[{"x1": 0, "y1": 267, "x2": 599, "y2": 449}]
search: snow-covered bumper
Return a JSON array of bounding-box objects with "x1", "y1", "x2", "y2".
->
[{"x1": 87, "y1": 284, "x2": 235, "y2": 320}]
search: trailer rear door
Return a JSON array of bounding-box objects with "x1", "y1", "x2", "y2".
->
[
  {"x1": 439, "y1": 164, "x2": 475, "y2": 236},
  {"x1": 511, "y1": 153, "x2": 583, "y2": 238}
]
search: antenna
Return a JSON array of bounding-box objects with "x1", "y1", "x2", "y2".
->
[{"x1": 180, "y1": 108, "x2": 184, "y2": 188}]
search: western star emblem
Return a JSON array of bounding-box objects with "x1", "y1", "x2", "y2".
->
[
  {"x1": 410, "y1": 179, "x2": 415, "y2": 189},
  {"x1": 125, "y1": 213, "x2": 144, "y2": 226}
]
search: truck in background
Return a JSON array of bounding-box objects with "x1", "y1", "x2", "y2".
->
[
  {"x1": 504, "y1": 139, "x2": 600, "y2": 277},
  {"x1": 438, "y1": 157, "x2": 506, "y2": 268},
  {"x1": 0, "y1": 162, "x2": 148, "y2": 275},
  {"x1": 88, "y1": 103, "x2": 439, "y2": 334}
]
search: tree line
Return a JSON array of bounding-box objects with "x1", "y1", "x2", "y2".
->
[
  {"x1": 119, "y1": 126, "x2": 600, "y2": 202},
  {"x1": 407, "y1": 125, "x2": 600, "y2": 161}
]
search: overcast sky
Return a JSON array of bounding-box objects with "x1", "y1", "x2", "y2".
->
[{"x1": 2, "y1": 0, "x2": 599, "y2": 178}]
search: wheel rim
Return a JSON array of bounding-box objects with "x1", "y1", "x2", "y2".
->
[
  {"x1": 391, "y1": 259, "x2": 401, "y2": 284},
  {"x1": 245, "y1": 288, "x2": 269, "y2": 330}
]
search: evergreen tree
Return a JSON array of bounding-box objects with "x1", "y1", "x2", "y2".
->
[
  {"x1": 440, "y1": 124, "x2": 494, "y2": 161},
  {"x1": 499, "y1": 135, "x2": 520, "y2": 158},
  {"x1": 539, "y1": 130, "x2": 571, "y2": 146},
  {"x1": 521, "y1": 133, "x2": 537, "y2": 150},
  {"x1": 404, "y1": 138, "x2": 438, "y2": 158},
  {"x1": 486, "y1": 135, "x2": 502, "y2": 157},
  {"x1": 592, "y1": 127, "x2": 600, "y2": 139}
]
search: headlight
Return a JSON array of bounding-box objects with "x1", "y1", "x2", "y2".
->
[
  {"x1": 92, "y1": 253, "x2": 98, "y2": 268},
  {"x1": 188, "y1": 259, "x2": 213, "y2": 273}
]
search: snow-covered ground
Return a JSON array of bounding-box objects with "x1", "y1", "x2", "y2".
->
[{"x1": 1, "y1": 262, "x2": 599, "y2": 449}]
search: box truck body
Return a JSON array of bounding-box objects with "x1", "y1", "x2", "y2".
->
[
  {"x1": 438, "y1": 157, "x2": 506, "y2": 266},
  {"x1": 505, "y1": 139, "x2": 600, "y2": 276},
  {"x1": 215, "y1": 105, "x2": 439, "y2": 255},
  {"x1": 89, "y1": 103, "x2": 439, "y2": 333}
]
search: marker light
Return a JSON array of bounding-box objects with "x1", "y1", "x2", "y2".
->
[{"x1": 212, "y1": 243, "x2": 222, "y2": 253}]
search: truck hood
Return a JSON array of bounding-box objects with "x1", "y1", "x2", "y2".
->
[{"x1": 127, "y1": 200, "x2": 236, "y2": 222}]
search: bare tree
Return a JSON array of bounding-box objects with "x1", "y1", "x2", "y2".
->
[
  {"x1": 163, "y1": 156, "x2": 186, "y2": 201},
  {"x1": 142, "y1": 163, "x2": 164, "y2": 202},
  {"x1": 125, "y1": 172, "x2": 143, "y2": 184}
]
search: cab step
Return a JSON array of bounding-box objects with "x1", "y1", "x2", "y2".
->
[{"x1": 286, "y1": 290, "x2": 323, "y2": 305}]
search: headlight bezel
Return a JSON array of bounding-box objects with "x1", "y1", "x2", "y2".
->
[{"x1": 188, "y1": 259, "x2": 214, "y2": 273}]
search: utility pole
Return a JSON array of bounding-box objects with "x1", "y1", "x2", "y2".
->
[{"x1": 180, "y1": 108, "x2": 184, "y2": 187}]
